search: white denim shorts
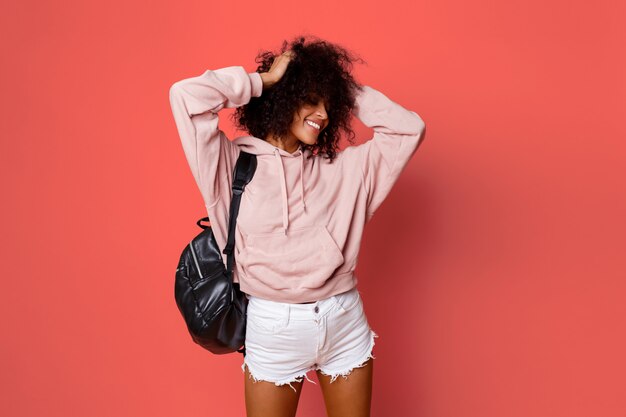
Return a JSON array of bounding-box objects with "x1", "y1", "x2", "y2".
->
[{"x1": 240, "y1": 287, "x2": 379, "y2": 392}]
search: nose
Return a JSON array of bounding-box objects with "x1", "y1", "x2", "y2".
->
[{"x1": 315, "y1": 101, "x2": 328, "y2": 118}]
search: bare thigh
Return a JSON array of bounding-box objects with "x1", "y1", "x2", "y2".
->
[
  {"x1": 316, "y1": 357, "x2": 374, "y2": 417},
  {"x1": 243, "y1": 363, "x2": 305, "y2": 417}
]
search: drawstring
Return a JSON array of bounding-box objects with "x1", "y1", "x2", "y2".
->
[
  {"x1": 273, "y1": 149, "x2": 290, "y2": 235},
  {"x1": 300, "y1": 150, "x2": 306, "y2": 212},
  {"x1": 273, "y1": 146, "x2": 307, "y2": 235}
]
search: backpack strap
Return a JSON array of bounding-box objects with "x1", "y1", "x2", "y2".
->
[{"x1": 223, "y1": 151, "x2": 257, "y2": 276}]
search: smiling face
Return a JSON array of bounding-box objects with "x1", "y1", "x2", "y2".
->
[{"x1": 289, "y1": 94, "x2": 330, "y2": 147}]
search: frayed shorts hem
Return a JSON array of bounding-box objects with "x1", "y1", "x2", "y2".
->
[
  {"x1": 317, "y1": 329, "x2": 379, "y2": 384},
  {"x1": 241, "y1": 361, "x2": 317, "y2": 393}
]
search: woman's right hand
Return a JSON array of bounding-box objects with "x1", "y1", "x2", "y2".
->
[{"x1": 260, "y1": 50, "x2": 295, "y2": 90}]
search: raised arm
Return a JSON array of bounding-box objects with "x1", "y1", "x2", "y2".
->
[
  {"x1": 341, "y1": 85, "x2": 426, "y2": 219},
  {"x1": 168, "y1": 65, "x2": 263, "y2": 208}
]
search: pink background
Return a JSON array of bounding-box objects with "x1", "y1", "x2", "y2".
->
[{"x1": 2, "y1": 0, "x2": 625, "y2": 416}]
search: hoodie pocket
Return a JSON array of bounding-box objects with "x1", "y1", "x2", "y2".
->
[{"x1": 238, "y1": 225, "x2": 345, "y2": 291}]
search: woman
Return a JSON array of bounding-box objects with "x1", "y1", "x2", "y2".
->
[{"x1": 169, "y1": 35, "x2": 426, "y2": 417}]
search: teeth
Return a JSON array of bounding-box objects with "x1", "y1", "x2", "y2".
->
[{"x1": 306, "y1": 120, "x2": 320, "y2": 129}]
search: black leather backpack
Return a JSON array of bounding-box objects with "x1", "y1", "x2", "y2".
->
[{"x1": 174, "y1": 151, "x2": 257, "y2": 356}]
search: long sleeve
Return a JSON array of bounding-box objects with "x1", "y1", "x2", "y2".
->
[
  {"x1": 340, "y1": 85, "x2": 426, "y2": 219},
  {"x1": 168, "y1": 66, "x2": 263, "y2": 208}
]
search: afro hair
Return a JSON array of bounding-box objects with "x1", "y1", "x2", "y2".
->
[{"x1": 232, "y1": 34, "x2": 366, "y2": 162}]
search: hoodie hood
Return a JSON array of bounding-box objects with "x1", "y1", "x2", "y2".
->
[{"x1": 233, "y1": 136, "x2": 309, "y2": 235}]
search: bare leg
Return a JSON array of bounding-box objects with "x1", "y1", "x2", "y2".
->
[
  {"x1": 243, "y1": 363, "x2": 305, "y2": 417},
  {"x1": 316, "y1": 357, "x2": 374, "y2": 417}
]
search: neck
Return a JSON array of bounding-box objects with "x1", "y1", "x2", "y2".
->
[{"x1": 265, "y1": 133, "x2": 301, "y2": 154}]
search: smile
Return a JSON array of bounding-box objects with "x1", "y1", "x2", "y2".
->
[{"x1": 305, "y1": 120, "x2": 321, "y2": 130}]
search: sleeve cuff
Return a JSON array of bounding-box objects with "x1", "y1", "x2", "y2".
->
[{"x1": 249, "y1": 71, "x2": 263, "y2": 97}]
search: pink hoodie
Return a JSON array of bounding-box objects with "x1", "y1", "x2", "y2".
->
[{"x1": 169, "y1": 65, "x2": 426, "y2": 303}]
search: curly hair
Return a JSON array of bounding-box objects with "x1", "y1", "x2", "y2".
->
[{"x1": 232, "y1": 35, "x2": 366, "y2": 162}]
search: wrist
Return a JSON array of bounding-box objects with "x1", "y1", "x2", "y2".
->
[{"x1": 260, "y1": 72, "x2": 275, "y2": 89}]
